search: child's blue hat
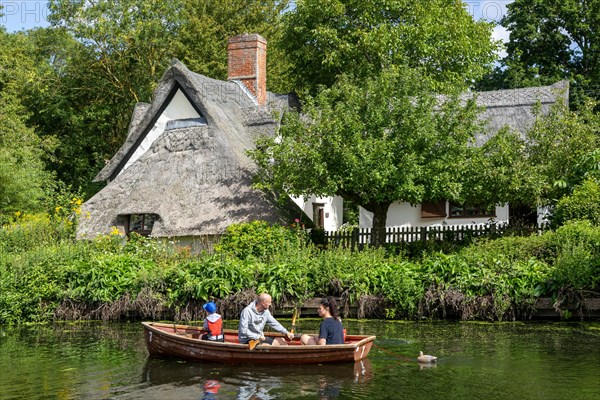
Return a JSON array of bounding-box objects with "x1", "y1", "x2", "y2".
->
[{"x1": 203, "y1": 302, "x2": 217, "y2": 313}]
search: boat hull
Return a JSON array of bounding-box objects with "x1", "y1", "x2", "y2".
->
[{"x1": 142, "y1": 322, "x2": 375, "y2": 364}]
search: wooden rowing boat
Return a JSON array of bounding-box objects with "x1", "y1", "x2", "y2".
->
[{"x1": 142, "y1": 321, "x2": 376, "y2": 364}]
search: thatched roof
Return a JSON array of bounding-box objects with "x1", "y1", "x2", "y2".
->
[
  {"x1": 473, "y1": 80, "x2": 569, "y2": 145},
  {"x1": 78, "y1": 60, "x2": 303, "y2": 238}
]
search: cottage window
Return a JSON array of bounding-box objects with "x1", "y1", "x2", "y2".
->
[
  {"x1": 126, "y1": 214, "x2": 159, "y2": 236},
  {"x1": 448, "y1": 203, "x2": 495, "y2": 218}
]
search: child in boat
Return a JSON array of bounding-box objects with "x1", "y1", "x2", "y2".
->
[{"x1": 202, "y1": 301, "x2": 224, "y2": 341}]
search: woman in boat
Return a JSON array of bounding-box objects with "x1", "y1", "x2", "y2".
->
[{"x1": 301, "y1": 297, "x2": 345, "y2": 345}]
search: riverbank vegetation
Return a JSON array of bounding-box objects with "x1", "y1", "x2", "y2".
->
[{"x1": 1, "y1": 218, "x2": 598, "y2": 325}]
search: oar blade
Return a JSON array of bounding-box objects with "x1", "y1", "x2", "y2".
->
[{"x1": 248, "y1": 339, "x2": 260, "y2": 350}]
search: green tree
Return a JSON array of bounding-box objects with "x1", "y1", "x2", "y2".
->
[
  {"x1": 464, "y1": 126, "x2": 539, "y2": 208},
  {"x1": 250, "y1": 68, "x2": 484, "y2": 246},
  {"x1": 479, "y1": 0, "x2": 599, "y2": 104},
  {"x1": 0, "y1": 92, "x2": 56, "y2": 214},
  {"x1": 0, "y1": 29, "x2": 55, "y2": 214},
  {"x1": 251, "y1": 0, "x2": 501, "y2": 246},
  {"x1": 20, "y1": 28, "x2": 98, "y2": 195},
  {"x1": 525, "y1": 100, "x2": 600, "y2": 206},
  {"x1": 278, "y1": 0, "x2": 499, "y2": 95},
  {"x1": 48, "y1": 0, "x2": 180, "y2": 103},
  {"x1": 470, "y1": 98, "x2": 600, "y2": 222}
]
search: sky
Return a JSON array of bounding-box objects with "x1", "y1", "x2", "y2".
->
[
  {"x1": 0, "y1": 1, "x2": 50, "y2": 31},
  {"x1": 0, "y1": 0, "x2": 512, "y2": 56},
  {"x1": 466, "y1": 1, "x2": 512, "y2": 58}
]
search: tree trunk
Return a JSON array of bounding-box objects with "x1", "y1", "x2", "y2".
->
[{"x1": 369, "y1": 202, "x2": 391, "y2": 247}]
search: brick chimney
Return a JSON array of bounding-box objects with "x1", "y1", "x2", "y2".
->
[{"x1": 227, "y1": 34, "x2": 267, "y2": 106}]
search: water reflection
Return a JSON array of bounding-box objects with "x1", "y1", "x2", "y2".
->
[
  {"x1": 142, "y1": 358, "x2": 373, "y2": 399},
  {"x1": 418, "y1": 362, "x2": 437, "y2": 371},
  {"x1": 201, "y1": 379, "x2": 221, "y2": 399}
]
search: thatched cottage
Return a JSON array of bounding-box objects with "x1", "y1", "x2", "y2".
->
[{"x1": 77, "y1": 34, "x2": 312, "y2": 248}]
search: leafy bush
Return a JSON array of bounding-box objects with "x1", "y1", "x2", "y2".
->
[
  {"x1": 382, "y1": 260, "x2": 423, "y2": 318},
  {"x1": 256, "y1": 242, "x2": 319, "y2": 303},
  {"x1": 553, "y1": 178, "x2": 600, "y2": 227},
  {"x1": 463, "y1": 234, "x2": 551, "y2": 263},
  {"x1": 64, "y1": 254, "x2": 156, "y2": 302},
  {"x1": 0, "y1": 242, "x2": 87, "y2": 323},
  {"x1": 546, "y1": 220, "x2": 600, "y2": 291},
  {"x1": 164, "y1": 255, "x2": 255, "y2": 305},
  {"x1": 215, "y1": 220, "x2": 307, "y2": 260},
  {"x1": 0, "y1": 213, "x2": 75, "y2": 253}
]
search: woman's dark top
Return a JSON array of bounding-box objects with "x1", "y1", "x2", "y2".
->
[{"x1": 319, "y1": 317, "x2": 344, "y2": 344}]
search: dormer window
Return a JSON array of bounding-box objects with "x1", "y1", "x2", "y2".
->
[
  {"x1": 126, "y1": 214, "x2": 159, "y2": 236},
  {"x1": 165, "y1": 117, "x2": 206, "y2": 131}
]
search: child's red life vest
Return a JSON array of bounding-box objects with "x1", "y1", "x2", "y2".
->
[{"x1": 206, "y1": 316, "x2": 223, "y2": 338}]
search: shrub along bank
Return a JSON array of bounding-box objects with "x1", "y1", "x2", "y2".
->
[{"x1": 0, "y1": 218, "x2": 598, "y2": 325}]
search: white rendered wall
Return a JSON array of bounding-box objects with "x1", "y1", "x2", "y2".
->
[
  {"x1": 359, "y1": 201, "x2": 509, "y2": 229},
  {"x1": 120, "y1": 90, "x2": 201, "y2": 175},
  {"x1": 291, "y1": 195, "x2": 343, "y2": 231}
]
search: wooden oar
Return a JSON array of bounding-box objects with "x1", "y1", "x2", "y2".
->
[
  {"x1": 290, "y1": 307, "x2": 299, "y2": 335},
  {"x1": 248, "y1": 339, "x2": 261, "y2": 350}
]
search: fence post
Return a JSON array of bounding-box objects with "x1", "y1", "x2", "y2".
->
[{"x1": 420, "y1": 226, "x2": 427, "y2": 242}]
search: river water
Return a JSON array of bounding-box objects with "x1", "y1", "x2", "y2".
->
[{"x1": 0, "y1": 320, "x2": 598, "y2": 399}]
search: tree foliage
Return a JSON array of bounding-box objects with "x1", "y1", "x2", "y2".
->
[
  {"x1": 464, "y1": 126, "x2": 538, "y2": 207},
  {"x1": 253, "y1": 0, "x2": 500, "y2": 245},
  {"x1": 474, "y1": 99, "x2": 600, "y2": 216},
  {"x1": 0, "y1": 93, "x2": 56, "y2": 214},
  {"x1": 278, "y1": 0, "x2": 499, "y2": 95},
  {"x1": 553, "y1": 178, "x2": 600, "y2": 226},
  {"x1": 0, "y1": 29, "x2": 56, "y2": 214},
  {"x1": 48, "y1": 0, "x2": 180, "y2": 103},
  {"x1": 478, "y1": 0, "x2": 600, "y2": 104},
  {"x1": 524, "y1": 100, "x2": 600, "y2": 204}
]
